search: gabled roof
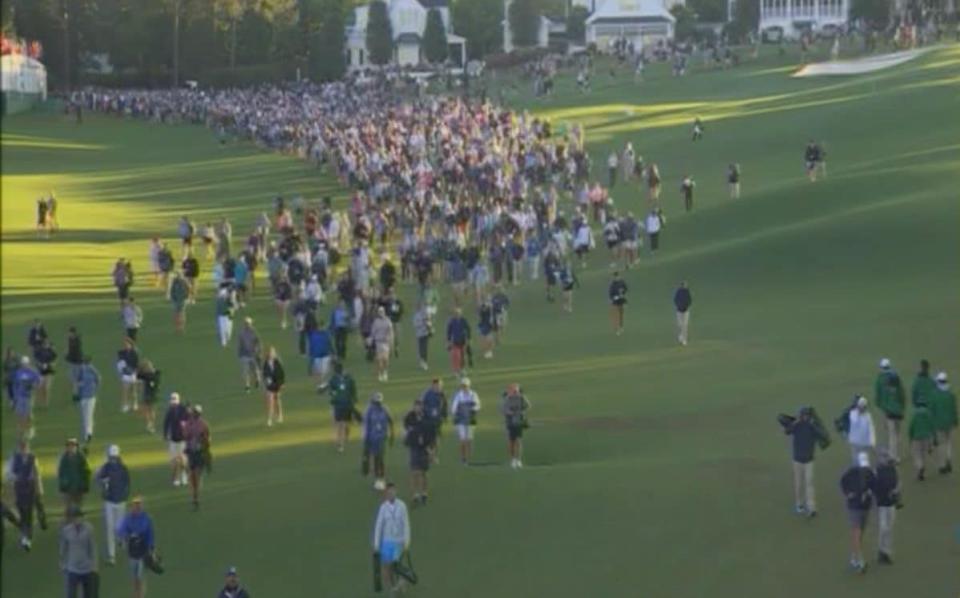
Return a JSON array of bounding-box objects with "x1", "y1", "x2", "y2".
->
[{"x1": 586, "y1": 0, "x2": 675, "y2": 24}]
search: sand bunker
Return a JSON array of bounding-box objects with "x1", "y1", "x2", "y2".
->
[{"x1": 792, "y1": 47, "x2": 936, "y2": 77}]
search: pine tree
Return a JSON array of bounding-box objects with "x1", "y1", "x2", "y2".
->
[
  {"x1": 365, "y1": 0, "x2": 393, "y2": 65},
  {"x1": 422, "y1": 7, "x2": 448, "y2": 63}
]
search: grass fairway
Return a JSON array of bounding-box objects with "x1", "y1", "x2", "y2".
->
[{"x1": 2, "y1": 46, "x2": 959, "y2": 596}]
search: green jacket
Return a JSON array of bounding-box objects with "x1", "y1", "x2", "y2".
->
[
  {"x1": 58, "y1": 452, "x2": 91, "y2": 496},
  {"x1": 911, "y1": 373, "x2": 937, "y2": 408},
  {"x1": 874, "y1": 371, "x2": 906, "y2": 418},
  {"x1": 328, "y1": 373, "x2": 357, "y2": 408},
  {"x1": 930, "y1": 387, "x2": 958, "y2": 432},
  {"x1": 170, "y1": 277, "x2": 189, "y2": 305},
  {"x1": 908, "y1": 406, "x2": 935, "y2": 441}
]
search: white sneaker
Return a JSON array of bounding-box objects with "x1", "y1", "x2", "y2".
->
[
  {"x1": 267, "y1": 418, "x2": 273, "y2": 427},
  {"x1": 419, "y1": 360, "x2": 428, "y2": 371},
  {"x1": 382, "y1": 372, "x2": 388, "y2": 382},
  {"x1": 516, "y1": 460, "x2": 523, "y2": 469},
  {"x1": 173, "y1": 478, "x2": 182, "y2": 487},
  {"x1": 277, "y1": 414, "x2": 284, "y2": 424},
  {"x1": 510, "y1": 459, "x2": 518, "y2": 469},
  {"x1": 122, "y1": 404, "x2": 130, "y2": 414},
  {"x1": 180, "y1": 472, "x2": 188, "y2": 486},
  {"x1": 484, "y1": 351, "x2": 493, "y2": 359}
]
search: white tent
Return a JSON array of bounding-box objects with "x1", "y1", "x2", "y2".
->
[
  {"x1": 585, "y1": 0, "x2": 676, "y2": 50},
  {"x1": 1, "y1": 53, "x2": 47, "y2": 115}
]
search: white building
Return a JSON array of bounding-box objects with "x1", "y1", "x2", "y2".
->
[
  {"x1": 758, "y1": 0, "x2": 849, "y2": 38},
  {"x1": 502, "y1": 1, "x2": 569, "y2": 53},
  {"x1": 585, "y1": 0, "x2": 676, "y2": 50},
  {"x1": 346, "y1": 0, "x2": 467, "y2": 69}
]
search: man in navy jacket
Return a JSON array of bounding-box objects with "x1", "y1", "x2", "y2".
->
[{"x1": 673, "y1": 281, "x2": 692, "y2": 346}]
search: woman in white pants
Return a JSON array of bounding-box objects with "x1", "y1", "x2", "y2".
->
[{"x1": 73, "y1": 357, "x2": 100, "y2": 446}]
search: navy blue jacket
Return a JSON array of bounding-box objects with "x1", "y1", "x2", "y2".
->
[
  {"x1": 674, "y1": 287, "x2": 692, "y2": 313},
  {"x1": 97, "y1": 459, "x2": 131, "y2": 503}
]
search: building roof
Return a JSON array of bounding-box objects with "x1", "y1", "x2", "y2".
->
[{"x1": 586, "y1": 0, "x2": 675, "y2": 24}]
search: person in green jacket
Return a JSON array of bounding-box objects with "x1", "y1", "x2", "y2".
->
[
  {"x1": 875, "y1": 358, "x2": 906, "y2": 462},
  {"x1": 58, "y1": 438, "x2": 91, "y2": 513},
  {"x1": 911, "y1": 359, "x2": 937, "y2": 408},
  {"x1": 328, "y1": 361, "x2": 358, "y2": 453},
  {"x1": 930, "y1": 372, "x2": 957, "y2": 475},
  {"x1": 908, "y1": 403, "x2": 935, "y2": 481}
]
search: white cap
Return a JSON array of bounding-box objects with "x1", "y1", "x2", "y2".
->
[
  {"x1": 107, "y1": 444, "x2": 120, "y2": 458},
  {"x1": 879, "y1": 358, "x2": 891, "y2": 369},
  {"x1": 857, "y1": 452, "x2": 870, "y2": 468},
  {"x1": 936, "y1": 372, "x2": 948, "y2": 383},
  {"x1": 170, "y1": 392, "x2": 181, "y2": 404},
  {"x1": 20, "y1": 356, "x2": 29, "y2": 366},
  {"x1": 461, "y1": 377, "x2": 471, "y2": 387},
  {"x1": 856, "y1": 395, "x2": 868, "y2": 408}
]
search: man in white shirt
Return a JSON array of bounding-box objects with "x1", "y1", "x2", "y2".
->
[
  {"x1": 372, "y1": 482, "x2": 410, "y2": 596},
  {"x1": 847, "y1": 395, "x2": 876, "y2": 464},
  {"x1": 371, "y1": 307, "x2": 395, "y2": 382},
  {"x1": 644, "y1": 210, "x2": 663, "y2": 254},
  {"x1": 450, "y1": 378, "x2": 481, "y2": 465}
]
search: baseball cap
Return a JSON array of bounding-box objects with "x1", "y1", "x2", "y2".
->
[
  {"x1": 879, "y1": 358, "x2": 891, "y2": 370},
  {"x1": 461, "y1": 377, "x2": 471, "y2": 387},
  {"x1": 20, "y1": 356, "x2": 29, "y2": 366},
  {"x1": 857, "y1": 452, "x2": 870, "y2": 468},
  {"x1": 170, "y1": 392, "x2": 181, "y2": 404},
  {"x1": 131, "y1": 495, "x2": 143, "y2": 504},
  {"x1": 936, "y1": 372, "x2": 948, "y2": 383},
  {"x1": 856, "y1": 395, "x2": 868, "y2": 408},
  {"x1": 65, "y1": 437, "x2": 79, "y2": 446},
  {"x1": 225, "y1": 566, "x2": 238, "y2": 577},
  {"x1": 107, "y1": 444, "x2": 121, "y2": 458},
  {"x1": 193, "y1": 404, "x2": 204, "y2": 414}
]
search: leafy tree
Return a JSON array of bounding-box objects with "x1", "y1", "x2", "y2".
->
[
  {"x1": 422, "y1": 7, "x2": 447, "y2": 63},
  {"x1": 508, "y1": 0, "x2": 541, "y2": 49},
  {"x1": 309, "y1": 0, "x2": 346, "y2": 81},
  {"x1": 451, "y1": 0, "x2": 502, "y2": 60},
  {"x1": 688, "y1": 0, "x2": 727, "y2": 22},
  {"x1": 566, "y1": 5, "x2": 589, "y2": 44},
  {"x1": 727, "y1": 0, "x2": 759, "y2": 41},
  {"x1": 365, "y1": 0, "x2": 392, "y2": 65},
  {"x1": 850, "y1": 0, "x2": 892, "y2": 30},
  {"x1": 671, "y1": 4, "x2": 697, "y2": 42}
]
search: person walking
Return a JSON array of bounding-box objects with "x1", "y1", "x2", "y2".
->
[
  {"x1": 446, "y1": 308, "x2": 471, "y2": 375},
  {"x1": 911, "y1": 359, "x2": 937, "y2": 408},
  {"x1": 874, "y1": 450, "x2": 900, "y2": 565},
  {"x1": 673, "y1": 281, "x2": 692, "y2": 346},
  {"x1": 412, "y1": 304, "x2": 433, "y2": 371},
  {"x1": 784, "y1": 407, "x2": 828, "y2": 517},
  {"x1": 329, "y1": 362, "x2": 359, "y2": 453},
  {"x1": 363, "y1": 393, "x2": 395, "y2": 491},
  {"x1": 74, "y1": 356, "x2": 100, "y2": 447},
  {"x1": 908, "y1": 401, "x2": 935, "y2": 481},
  {"x1": 846, "y1": 395, "x2": 876, "y2": 464},
  {"x1": 237, "y1": 318, "x2": 263, "y2": 393},
  {"x1": 59, "y1": 504, "x2": 98, "y2": 598},
  {"x1": 65, "y1": 327, "x2": 84, "y2": 394},
  {"x1": 58, "y1": 438, "x2": 91, "y2": 513},
  {"x1": 307, "y1": 323, "x2": 333, "y2": 391},
  {"x1": 840, "y1": 452, "x2": 876, "y2": 574},
  {"x1": 181, "y1": 250, "x2": 200, "y2": 303},
  {"x1": 403, "y1": 398, "x2": 435, "y2": 506},
  {"x1": 137, "y1": 359, "x2": 161, "y2": 434},
  {"x1": 116, "y1": 495, "x2": 155, "y2": 598},
  {"x1": 727, "y1": 163, "x2": 741, "y2": 199},
  {"x1": 183, "y1": 405, "x2": 211, "y2": 510},
  {"x1": 121, "y1": 298, "x2": 144, "y2": 342},
  {"x1": 11, "y1": 356, "x2": 41, "y2": 440},
  {"x1": 930, "y1": 372, "x2": 956, "y2": 474},
  {"x1": 501, "y1": 383, "x2": 531, "y2": 469},
  {"x1": 170, "y1": 272, "x2": 190, "y2": 334},
  {"x1": 116, "y1": 339, "x2": 139, "y2": 414},
  {"x1": 680, "y1": 175, "x2": 696, "y2": 212},
  {"x1": 450, "y1": 378, "x2": 481, "y2": 465},
  {"x1": 162, "y1": 393, "x2": 190, "y2": 487},
  {"x1": 370, "y1": 307, "x2": 395, "y2": 382},
  {"x1": 372, "y1": 482, "x2": 410, "y2": 597},
  {"x1": 262, "y1": 347, "x2": 285, "y2": 427},
  {"x1": 4, "y1": 438, "x2": 46, "y2": 551},
  {"x1": 33, "y1": 337, "x2": 57, "y2": 409},
  {"x1": 215, "y1": 286, "x2": 238, "y2": 348},
  {"x1": 421, "y1": 379, "x2": 447, "y2": 464},
  {"x1": 331, "y1": 300, "x2": 351, "y2": 361},
  {"x1": 95, "y1": 444, "x2": 130, "y2": 566},
  {"x1": 874, "y1": 358, "x2": 906, "y2": 464},
  {"x1": 644, "y1": 209, "x2": 663, "y2": 254},
  {"x1": 218, "y1": 566, "x2": 251, "y2": 598},
  {"x1": 608, "y1": 271, "x2": 628, "y2": 336}
]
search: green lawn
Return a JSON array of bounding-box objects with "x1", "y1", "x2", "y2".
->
[{"x1": 2, "y1": 45, "x2": 959, "y2": 597}]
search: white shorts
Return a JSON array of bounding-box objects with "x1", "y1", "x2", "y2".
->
[
  {"x1": 456, "y1": 424, "x2": 473, "y2": 441},
  {"x1": 121, "y1": 374, "x2": 138, "y2": 385},
  {"x1": 375, "y1": 343, "x2": 391, "y2": 360},
  {"x1": 623, "y1": 240, "x2": 638, "y2": 250},
  {"x1": 311, "y1": 356, "x2": 331, "y2": 377},
  {"x1": 168, "y1": 441, "x2": 185, "y2": 460}
]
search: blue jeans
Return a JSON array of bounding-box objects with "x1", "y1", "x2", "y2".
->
[{"x1": 65, "y1": 571, "x2": 96, "y2": 598}]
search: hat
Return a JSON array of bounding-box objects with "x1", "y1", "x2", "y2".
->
[
  {"x1": 371, "y1": 392, "x2": 384, "y2": 403},
  {"x1": 107, "y1": 444, "x2": 121, "y2": 458},
  {"x1": 460, "y1": 377, "x2": 471, "y2": 387},
  {"x1": 857, "y1": 452, "x2": 870, "y2": 468},
  {"x1": 879, "y1": 358, "x2": 891, "y2": 370},
  {"x1": 193, "y1": 404, "x2": 204, "y2": 414},
  {"x1": 65, "y1": 437, "x2": 79, "y2": 446},
  {"x1": 20, "y1": 356, "x2": 29, "y2": 366},
  {"x1": 936, "y1": 371, "x2": 948, "y2": 383},
  {"x1": 226, "y1": 566, "x2": 238, "y2": 577},
  {"x1": 244, "y1": 316, "x2": 254, "y2": 325},
  {"x1": 856, "y1": 395, "x2": 868, "y2": 408},
  {"x1": 131, "y1": 495, "x2": 143, "y2": 504},
  {"x1": 170, "y1": 392, "x2": 181, "y2": 404}
]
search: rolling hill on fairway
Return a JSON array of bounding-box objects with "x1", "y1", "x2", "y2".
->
[{"x1": 2, "y1": 45, "x2": 959, "y2": 597}]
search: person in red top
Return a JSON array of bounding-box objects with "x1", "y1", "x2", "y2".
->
[{"x1": 182, "y1": 405, "x2": 211, "y2": 511}]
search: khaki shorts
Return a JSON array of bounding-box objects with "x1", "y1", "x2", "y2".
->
[{"x1": 376, "y1": 343, "x2": 391, "y2": 360}]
